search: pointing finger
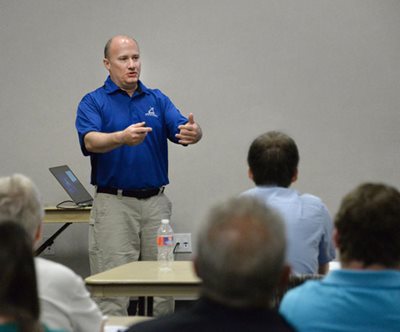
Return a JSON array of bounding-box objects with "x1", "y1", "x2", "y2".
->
[{"x1": 132, "y1": 122, "x2": 146, "y2": 127}]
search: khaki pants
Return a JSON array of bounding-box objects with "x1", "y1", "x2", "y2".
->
[{"x1": 89, "y1": 191, "x2": 174, "y2": 316}]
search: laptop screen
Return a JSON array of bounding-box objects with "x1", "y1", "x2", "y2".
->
[{"x1": 49, "y1": 165, "x2": 93, "y2": 206}]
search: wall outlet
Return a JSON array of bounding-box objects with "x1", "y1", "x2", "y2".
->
[
  {"x1": 41, "y1": 237, "x2": 56, "y2": 256},
  {"x1": 174, "y1": 233, "x2": 192, "y2": 253}
]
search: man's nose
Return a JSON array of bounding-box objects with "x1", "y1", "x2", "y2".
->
[{"x1": 128, "y1": 59, "x2": 135, "y2": 68}]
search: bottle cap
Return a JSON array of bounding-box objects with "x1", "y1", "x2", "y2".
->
[{"x1": 161, "y1": 219, "x2": 169, "y2": 224}]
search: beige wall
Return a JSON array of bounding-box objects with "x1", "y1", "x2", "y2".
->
[{"x1": 1, "y1": 0, "x2": 399, "y2": 276}]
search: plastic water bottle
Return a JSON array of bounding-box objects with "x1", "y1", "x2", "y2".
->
[{"x1": 157, "y1": 219, "x2": 174, "y2": 271}]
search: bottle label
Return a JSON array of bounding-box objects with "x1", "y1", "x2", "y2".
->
[{"x1": 157, "y1": 235, "x2": 173, "y2": 246}]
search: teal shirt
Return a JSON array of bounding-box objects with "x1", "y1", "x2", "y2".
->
[{"x1": 280, "y1": 269, "x2": 400, "y2": 332}]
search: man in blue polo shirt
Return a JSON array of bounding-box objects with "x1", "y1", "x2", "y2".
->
[{"x1": 75, "y1": 35, "x2": 202, "y2": 316}]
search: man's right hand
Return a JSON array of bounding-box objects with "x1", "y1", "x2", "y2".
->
[
  {"x1": 84, "y1": 122, "x2": 152, "y2": 153},
  {"x1": 120, "y1": 122, "x2": 152, "y2": 146}
]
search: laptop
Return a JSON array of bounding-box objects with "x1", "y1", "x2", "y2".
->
[{"x1": 49, "y1": 165, "x2": 93, "y2": 207}]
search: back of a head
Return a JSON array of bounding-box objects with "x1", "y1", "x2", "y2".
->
[
  {"x1": 0, "y1": 221, "x2": 41, "y2": 332},
  {"x1": 247, "y1": 131, "x2": 299, "y2": 187},
  {"x1": 196, "y1": 196, "x2": 286, "y2": 309},
  {"x1": 0, "y1": 174, "x2": 44, "y2": 240},
  {"x1": 335, "y1": 183, "x2": 400, "y2": 268}
]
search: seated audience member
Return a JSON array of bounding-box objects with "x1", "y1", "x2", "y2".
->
[
  {"x1": 0, "y1": 174, "x2": 103, "y2": 332},
  {"x1": 0, "y1": 221, "x2": 63, "y2": 332},
  {"x1": 242, "y1": 131, "x2": 335, "y2": 274},
  {"x1": 126, "y1": 196, "x2": 295, "y2": 332},
  {"x1": 280, "y1": 183, "x2": 400, "y2": 331}
]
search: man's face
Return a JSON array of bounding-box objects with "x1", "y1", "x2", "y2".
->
[{"x1": 103, "y1": 36, "x2": 141, "y2": 93}]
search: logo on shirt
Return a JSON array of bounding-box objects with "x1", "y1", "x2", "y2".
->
[{"x1": 145, "y1": 107, "x2": 158, "y2": 118}]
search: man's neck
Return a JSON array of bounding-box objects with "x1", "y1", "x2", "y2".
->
[
  {"x1": 122, "y1": 85, "x2": 138, "y2": 97},
  {"x1": 341, "y1": 261, "x2": 400, "y2": 270},
  {"x1": 109, "y1": 76, "x2": 138, "y2": 97}
]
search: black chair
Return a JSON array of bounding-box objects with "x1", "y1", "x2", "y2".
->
[{"x1": 272, "y1": 274, "x2": 324, "y2": 309}]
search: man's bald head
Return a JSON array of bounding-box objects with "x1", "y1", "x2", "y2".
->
[{"x1": 104, "y1": 35, "x2": 139, "y2": 59}]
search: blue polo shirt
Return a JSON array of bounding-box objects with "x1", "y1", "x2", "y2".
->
[
  {"x1": 280, "y1": 269, "x2": 400, "y2": 332},
  {"x1": 75, "y1": 77, "x2": 188, "y2": 189}
]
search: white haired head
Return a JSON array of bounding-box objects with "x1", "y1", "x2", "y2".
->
[{"x1": 0, "y1": 174, "x2": 44, "y2": 241}]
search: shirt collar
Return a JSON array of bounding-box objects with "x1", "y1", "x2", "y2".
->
[
  {"x1": 103, "y1": 76, "x2": 149, "y2": 95},
  {"x1": 323, "y1": 269, "x2": 400, "y2": 288}
]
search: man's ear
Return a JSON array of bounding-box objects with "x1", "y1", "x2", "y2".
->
[
  {"x1": 34, "y1": 222, "x2": 43, "y2": 246},
  {"x1": 248, "y1": 168, "x2": 253, "y2": 180},
  {"x1": 278, "y1": 264, "x2": 291, "y2": 290},
  {"x1": 103, "y1": 58, "x2": 110, "y2": 71},
  {"x1": 291, "y1": 168, "x2": 298, "y2": 183},
  {"x1": 333, "y1": 228, "x2": 339, "y2": 249}
]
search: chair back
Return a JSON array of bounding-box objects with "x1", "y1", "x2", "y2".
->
[{"x1": 272, "y1": 274, "x2": 324, "y2": 309}]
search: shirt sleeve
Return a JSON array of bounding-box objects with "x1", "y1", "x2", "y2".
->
[
  {"x1": 156, "y1": 91, "x2": 188, "y2": 144},
  {"x1": 75, "y1": 94, "x2": 103, "y2": 156},
  {"x1": 317, "y1": 204, "x2": 336, "y2": 264},
  {"x1": 66, "y1": 272, "x2": 103, "y2": 332},
  {"x1": 37, "y1": 258, "x2": 103, "y2": 332},
  {"x1": 279, "y1": 288, "x2": 302, "y2": 328}
]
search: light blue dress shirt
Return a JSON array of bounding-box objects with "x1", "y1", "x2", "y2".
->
[{"x1": 242, "y1": 186, "x2": 335, "y2": 274}]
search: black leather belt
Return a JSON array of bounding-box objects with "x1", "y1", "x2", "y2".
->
[{"x1": 97, "y1": 187, "x2": 165, "y2": 199}]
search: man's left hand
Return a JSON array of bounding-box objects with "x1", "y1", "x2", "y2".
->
[{"x1": 176, "y1": 113, "x2": 202, "y2": 145}]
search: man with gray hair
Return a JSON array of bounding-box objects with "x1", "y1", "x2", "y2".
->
[
  {"x1": 127, "y1": 196, "x2": 295, "y2": 332},
  {"x1": 0, "y1": 174, "x2": 103, "y2": 332}
]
